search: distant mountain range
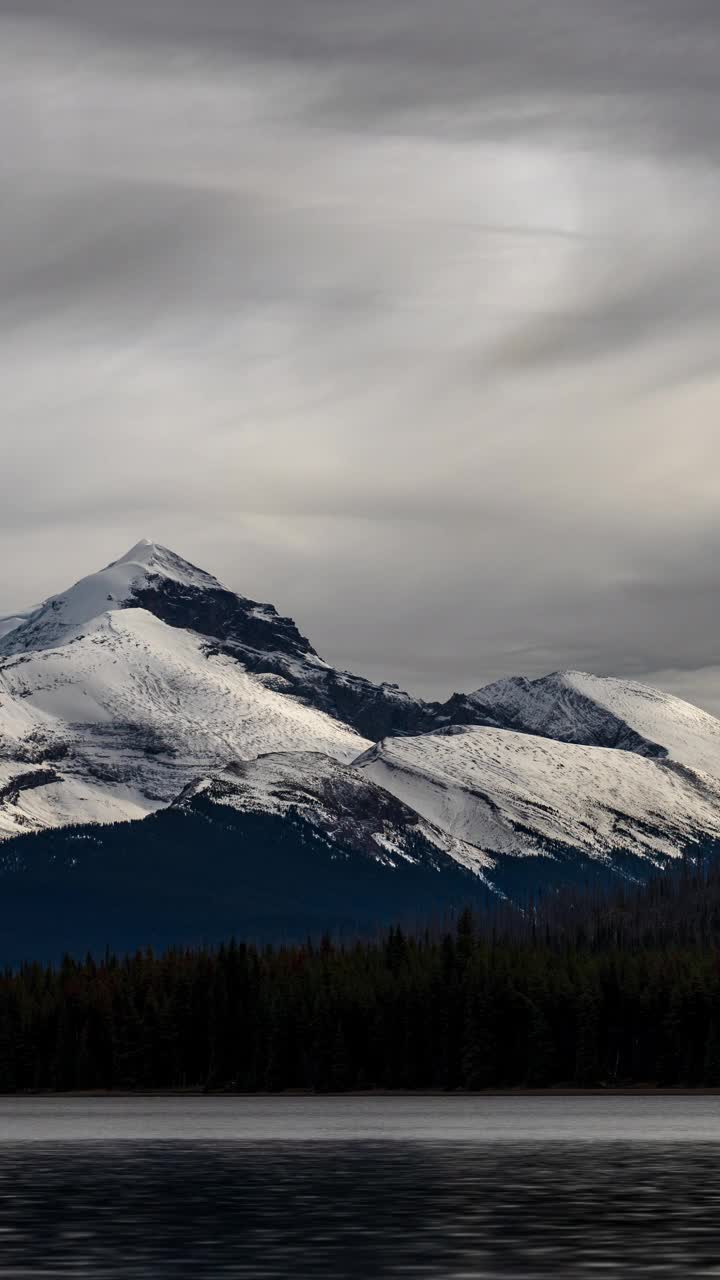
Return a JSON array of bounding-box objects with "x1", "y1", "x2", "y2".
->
[{"x1": 2, "y1": 539, "x2": 720, "y2": 959}]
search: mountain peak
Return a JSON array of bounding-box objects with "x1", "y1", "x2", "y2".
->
[
  {"x1": 459, "y1": 667, "x2": 720, "y2": 774},
  {"x1": 0, "y1": 540, "x2": 223, "y2": 655},
  {"x1": 107, "y1": 540, "x2": 222, "y2": 590},
  {"x1": 111, "y1": 538, "x2": 161, "y2": 567},
  {"x1": 0, "y1": 536, "x2": 329, "y2": 695}
]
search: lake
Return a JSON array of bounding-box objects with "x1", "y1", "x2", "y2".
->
[{"x1": 2, "y1": 1096, "x2": 720, "y2": 1276}]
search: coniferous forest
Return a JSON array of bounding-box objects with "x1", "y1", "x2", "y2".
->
[{"x1": 4, "y1": 858, "x2": 720, "y2": 1092}]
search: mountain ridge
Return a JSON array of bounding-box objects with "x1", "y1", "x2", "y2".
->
[
  {"x1": 355, "y1": 724, "x2": 720, "y2": 863},
  {"x1": 2, "y1": 539, "x2": 720, "y2": 956}
]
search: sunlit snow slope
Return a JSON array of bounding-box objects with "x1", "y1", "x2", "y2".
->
[
  {"x1": 464, "y1": 671, "x2": 720, "y2": 777},
  {"x1": 0, "y1": 544, "x2": 367, "y2": 836},
  {"x1": 356, "y1": 726, "x2": 720, "y2": 862}
]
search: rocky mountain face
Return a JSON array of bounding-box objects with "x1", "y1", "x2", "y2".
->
[
  {"x1": 174, "y1": 751, "x2": 491, "y2": 876},
  {"x1": 437, "y1": 675, "x2": 666, "y2": 756},
  {"x1": 131, "y1": 574, "x2": 435, "y2": 741},
  {"x1": 2, "y1": 539, "x2": 720, "y2": 957}
]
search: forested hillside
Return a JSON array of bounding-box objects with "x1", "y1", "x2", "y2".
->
[{"x1": 4, "y1": 857, "x2": 720, "y2": 1091}]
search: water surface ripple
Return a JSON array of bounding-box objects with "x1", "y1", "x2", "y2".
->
[{"x1": 1, "y1": 1099, "x2": 720, "y2": 1277}]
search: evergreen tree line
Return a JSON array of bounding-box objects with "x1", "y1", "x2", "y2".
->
[{"x1": 4, "y1": 855, "x2": 720, "y2": 1092}]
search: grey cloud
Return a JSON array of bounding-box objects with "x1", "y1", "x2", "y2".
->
[
  {"x1": 0, "y1": 184, "x2": 235, "y2": 327},
  {"x1": 489, "y1": 250, "x2": 720, "y2": 372},
  {"x1": 7, "y1": 0, "x2": 720, "y2": 89},
  {"x1": 0, "y1": 0, "x2": 719, "y2": 715}
]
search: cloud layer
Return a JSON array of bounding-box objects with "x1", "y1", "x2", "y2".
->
[{"x1": 1, "y1": 0, "x2": 720, "y2": 705}]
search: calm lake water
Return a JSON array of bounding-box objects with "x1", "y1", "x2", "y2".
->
[{"x1": 2, "y1": 1096, "x2": 720, "y2": 1277}]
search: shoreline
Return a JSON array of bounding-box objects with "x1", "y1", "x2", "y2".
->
[{"x1": 8, "y1": 1087, "x2": 720, "y2": 1098}]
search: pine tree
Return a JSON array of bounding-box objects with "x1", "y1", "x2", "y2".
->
[
  {"x1": 574, "y1": 984, "x2": 601, "y2": 1086},
  {"x1": 525, "y1": 1003, "x2": 556, "y2": 1088},
  {"x1": 461, "y1": 990, "x2": 497, "y2": 1090}
]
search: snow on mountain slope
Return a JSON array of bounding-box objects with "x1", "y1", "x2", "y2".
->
[
  {"x1": 463, "y1": 670, "x2": 720, "y2": 777},
  {"x1": 355, "y1": 726, "x2": 720, "y2": 862},
  {"x1": 176, "y1": 751, "x2": 491, "y2": 875},
  {"x1": 0, "y1": 607, "x2": 367, "y2": 838},
  {"x1": 0, "y1": 610, "x2": 37, "y2": 640},
  {"x1": 562, "y1": 671, "x2": 720, "y2": 777},
  {"x1": 5, "y1": 539, "x2": 720, "y2": 887},
  {"x1": 0, "y1": 540, "x2": 438, "y2": 742},
  {"x1": 0, "y1": 540, "x2": 224, "y2": 655},
  {"x1": 0, "y1": 762, "x2": 156, "y2": 840}
]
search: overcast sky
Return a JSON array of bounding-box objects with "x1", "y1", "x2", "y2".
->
[{"x1": 2, "y1": 1, "x2": 720, "y2": 710}]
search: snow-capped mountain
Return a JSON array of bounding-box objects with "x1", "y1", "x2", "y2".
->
[
  {"x1": 0, "y1": 541, "x2": 225, "y2": 655},
  {"x1": 0, "y1": 542, "x2": 368, "y2": 837},
  {"x1": 351, "y1": 671, "x2": 720, "y2": 877},
  {"x1": 3, "y1": 538, "x2": 720, "y2": 956},
  {"x1": 1, "y1": 538, "x2": 435, "y2": 739},
  {"x1": 449, "y1": 670, "x2": 720, "y2": 776}
]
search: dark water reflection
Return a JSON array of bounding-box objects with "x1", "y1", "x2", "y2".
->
[{"x1": 1, "y1": 1140, "x2": 720, "y2": 1277}]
